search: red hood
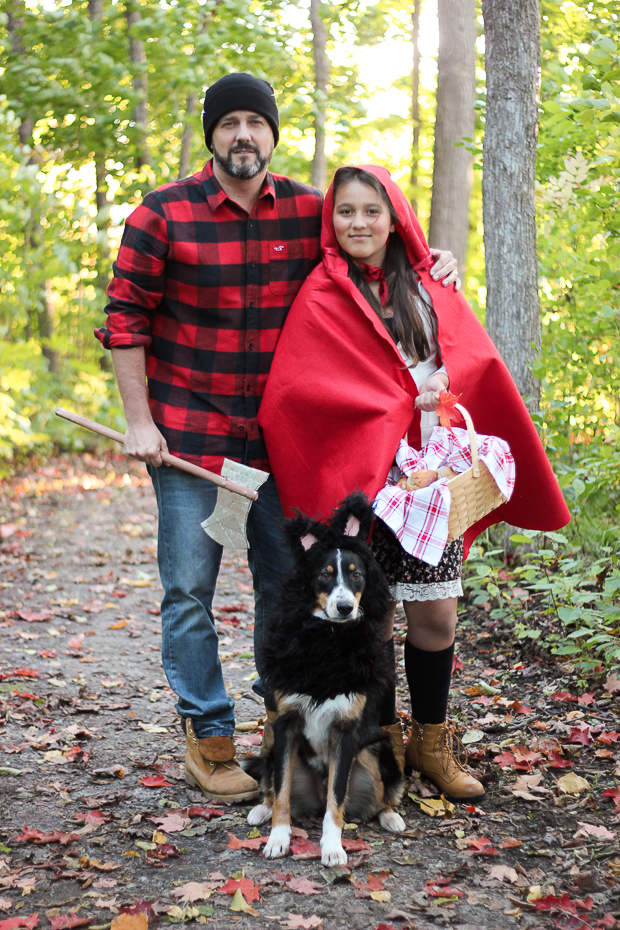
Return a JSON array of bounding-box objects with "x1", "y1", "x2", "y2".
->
[
  {"x1": 259, "y1": 165, "x2": 570, "y2": 555},
  {"x1": 321, "y1": 164, "x2": 433, "y2": 270}
]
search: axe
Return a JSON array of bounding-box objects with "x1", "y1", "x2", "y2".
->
[{"x1": 55, "y1": 408, "x2": 268, "y2": 549}]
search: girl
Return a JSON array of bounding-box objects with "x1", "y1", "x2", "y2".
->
[{"x1": 259, "y1": 165, "x2": 570, "y2": 801}]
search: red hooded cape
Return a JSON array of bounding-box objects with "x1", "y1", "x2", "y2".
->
[{"x1": 258, "y1": 165, "x2": 570, "y2": 555}]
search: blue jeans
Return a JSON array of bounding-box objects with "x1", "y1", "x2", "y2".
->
[{"x1": 149, "y1": 465, "x2": 293, "y2": 738}]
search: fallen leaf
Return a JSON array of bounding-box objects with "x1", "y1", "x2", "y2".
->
[
  {"x1": 282, "y1": 916, "x2": 323, "y2": 929},
  {"x1": 556, "y1": 773, "x2": 590, "y2": 795},
  {"x1": 171, "y1": 882, "x2": 215, "y2": 903},
  {"x1": 49, "y1": 915, "x2": 93, "y2": 930},
  {"x1": 290, "y1": 838, "x2": 322, "y2": 860},
  {"x1": 226, "y1": 833, "x2": 266, "y2": 850},
  {"x1": 16, "y1": 611, "x2": 53, "y2": 623},
  {"x1": 577, "y1": 692, "x2": 596, "y2": 706},
  {"x1": 138, "y1": 776, "x2": 171, "y2": 788},
  {"x1": 228, "y1": 889, "x2": 258, "y2": 916},
  {"x1": 285, "y1": 877, "x2": 323, "y2": 896},
  {"x1": 218, "y1": 878, "x2": 259, "y2": 903},
  {"x1": 489, "y1": 865, "x2": 518, "y2": 884},
  {"x1": 567, "y1": 726, "x2": 592, "y2": 746},
  {"x1": 604, "y1": 672, "x2": 620, "y2": 693},
  {"x1": 0, "y1": 916, "x2": 40, "y2": 930},
  {"x1": 110, "y1": 916, "x2": 148, "y2": 930},
  {"x1": 13, "y1": 826, "x2": 81, "y2": 846},
  {"x1": 148, "y1": 813, "x2": 190, "y2": 833},
  {"x1": 574, "y1": 822, "x2": 616, "y2": 841}
]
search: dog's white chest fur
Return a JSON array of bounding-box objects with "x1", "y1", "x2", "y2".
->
[{"x1": 280, "y1": 693, "x2": 358, "y2": 763}]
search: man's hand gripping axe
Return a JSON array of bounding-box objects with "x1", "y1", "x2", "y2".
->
[{"x1": 55, "y1": 408, "x2": 268, "y2": 549}]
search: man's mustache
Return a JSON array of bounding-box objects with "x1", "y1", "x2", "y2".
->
[{"x1": 229, "y1": 143, "x2": 260, "y2": 155}]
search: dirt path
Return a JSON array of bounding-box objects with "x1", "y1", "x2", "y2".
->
[{"x1": 1, "y1": 454, "x2": 619, "y2": 930}]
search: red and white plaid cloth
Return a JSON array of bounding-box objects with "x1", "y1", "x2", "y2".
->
[{"x1": 373, "y1": 427, "x2": 516, "y2": 566}]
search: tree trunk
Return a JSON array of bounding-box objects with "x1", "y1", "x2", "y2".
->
[
  {"x1": 7, "y1": 0, "x2": 59, "y2": 373},
  {"x1": 6, "y1": 0, "x2": 34, "y2": 145},
  {"x1": 428, "y1": 0, "x2": 475, "y2": 276},
  {"x1": 126, "y1": 0, "x2": 151, "y2": 168},
  {"x1": 410, "y1": 0, "x2": 421, "y2": 214},
  {"x1": 310, "y1": 0, "x2": 329, "y2": 192},
  {"x1": 178, "y1": 16, "x2": 208, "y2": 180},
  {"x1": 179, "y1": 93, "x2": 197, "y2": 180},
  {"x1": 88, "y1": 0, "x2": 111, "y2": 299},
  {"x1": 481, "y1": 0, "x2": 541, "y2": 410}
]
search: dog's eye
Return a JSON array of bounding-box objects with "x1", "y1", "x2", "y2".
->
[
  {"x1": 320, "y1": 570, "x2": 330, "y2": 580},
  {"x1": 352, "y1": 571, "x2": 362, "y2": 580}
]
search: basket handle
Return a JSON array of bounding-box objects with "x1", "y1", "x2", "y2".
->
[{"x1": 454, "y1": 403, "x2": 480, "y2": 478}]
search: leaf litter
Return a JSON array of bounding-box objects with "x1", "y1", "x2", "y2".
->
[{"x1": 0, "y1": 455, "x2": 619, "y2": 929}]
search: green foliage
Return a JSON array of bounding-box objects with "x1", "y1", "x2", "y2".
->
[
  {"x1": 537, "y1": 3, "x2": 620, "y2": 448},
  {"x1": 464, "y1": 528, "x2": 620, "y2": 674}
]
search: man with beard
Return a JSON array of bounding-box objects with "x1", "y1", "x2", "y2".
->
[{"x1": 95, "y1": 73, "x2": 459, "y2": 802}]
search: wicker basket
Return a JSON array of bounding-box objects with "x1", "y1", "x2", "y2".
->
[{"x1": 445, "y1": 404, "x2": 507, "y2": 542}]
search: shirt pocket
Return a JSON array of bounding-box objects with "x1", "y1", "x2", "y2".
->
[{"x1": 268, "y1": 240, "x2": 306, "y2": 296}]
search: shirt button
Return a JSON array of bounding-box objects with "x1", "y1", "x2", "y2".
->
[
  {"x1": 239, "y1": 425, "x2": 246, "y2": 432},
  {"x1": 249, "y1": 262, "x2": 256, "y2": 269},
  {"x1": 248, "y1": 343, "x2": 254, "y2": 351}
]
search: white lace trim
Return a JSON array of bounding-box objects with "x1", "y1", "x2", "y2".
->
[{"x1": 390, "y1": 579, "x2": 463, "y2": 602}]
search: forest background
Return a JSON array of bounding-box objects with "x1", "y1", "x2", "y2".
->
[{"x1": 0, "y1": 0, "x2": 619, "y2": 676}]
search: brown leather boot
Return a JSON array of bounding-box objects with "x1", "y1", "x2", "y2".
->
[
  {"x1": 260, "y1": 709, "x2": 278, "y2": 757},
  {"x1": 382, "y1": 721, "x2": 405, "y2": 775},
  {"x1": 405, "y1": 719, "x2": 484, "y2": 802},
  {"x1": 184, "y1": 719, "x2": 259, "y2": 802}
]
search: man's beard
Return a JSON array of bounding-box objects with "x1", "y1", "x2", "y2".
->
[{"x1": 212, "y1": 141, "x2": 273, "y2": 179}]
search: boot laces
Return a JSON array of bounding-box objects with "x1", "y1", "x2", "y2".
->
[{"x1": 438, "y1": 724, "x2": 468, "y2": 776}]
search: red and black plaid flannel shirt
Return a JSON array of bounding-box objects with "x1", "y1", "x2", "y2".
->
[{"x1": 95, "y1": 160, "x2": 322, "y2": 472}]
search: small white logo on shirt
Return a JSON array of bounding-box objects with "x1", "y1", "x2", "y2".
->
[{"x1": 273, "y1": 245, "x2": 284, "y2": 252}]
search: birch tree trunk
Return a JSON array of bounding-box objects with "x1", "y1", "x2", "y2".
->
[
  {"x1": 428, "y1": 0, "x2": 475, "y2": 276},
  {"x1": 481, "y1": 0, "x2": 541, "y2": 410},
  {"x1": 310, "y1": 0, "x2": 329, "y2": 192},
  {"x1": 410, "y1": 0, "x2": 421, "y2": 214},
  {"x1": 126, "y1": 0, "x2": 152, "y2": 168}
]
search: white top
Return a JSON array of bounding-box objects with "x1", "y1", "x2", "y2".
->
[{"x1": 392, "y1": 285, "x2": 446, "y2": 446}]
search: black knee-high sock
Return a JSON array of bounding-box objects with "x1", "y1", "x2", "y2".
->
[
  {"x1": 379, "y1": 638, "x2": 397, "y2": 726},
  {"x1": 404, "y1": 639, "x2": 454, "y2": 725}
]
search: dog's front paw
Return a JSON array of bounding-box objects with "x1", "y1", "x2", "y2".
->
[
  {"x1": 320, "y1": 842, "x2": 348, "y2": 867},
  {"x1": 379, "y1": 810, "x2": 406, "y2": 833},
  {"x1": 263, "y1": 824, "x2": 291, "y2": 859},
  {"x1": 247, "y1": 803, "x2": 272, "y2": 826}
]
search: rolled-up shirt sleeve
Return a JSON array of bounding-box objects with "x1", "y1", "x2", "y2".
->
[{"x1": 94, "y1": 193, "x2": 169, "y2": 349}]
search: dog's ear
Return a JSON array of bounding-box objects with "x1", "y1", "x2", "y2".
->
[
  {"x1": 285, "y1": 513, "x2": 326, "y2": 558},
  {"x1": 330, "y1": 492, "x2": 375, "y2": 539},
  {"x1": 300, "y1": 532, "x2": 318, "y2": 551}
]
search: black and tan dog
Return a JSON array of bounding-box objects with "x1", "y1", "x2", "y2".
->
[{"x1": 247, "y1": 494, "x2": 405, "y2": 866}]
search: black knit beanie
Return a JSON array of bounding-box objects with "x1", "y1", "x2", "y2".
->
[{"x1": 202, "y1": 73, "x2": 279, "y2": 152}]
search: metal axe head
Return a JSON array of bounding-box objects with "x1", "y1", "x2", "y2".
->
[{"x1": 202, "y1": 459, "x2": 270, "y2": 549}]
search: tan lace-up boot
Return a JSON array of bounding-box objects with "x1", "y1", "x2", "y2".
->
[
  {"x1": 405, "y1": 719, "x2": 484, "y2": 802},
  {"x1": 184, "y1": 719, "x2": 259, "y2": 802},
  {"x1": 260, "y1": 709, "x2": 278, "y2": 757},
  {"x1": 382, "y1": 721, "x2": 405, "y2": 775}
]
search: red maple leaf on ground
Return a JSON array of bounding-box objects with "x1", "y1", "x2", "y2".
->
[
  {"x1": 49, "y1": 915, "x2": 93, "y2": 930},
  {"x1": 227, "y1": 833, "x2": 267, "y2": 850},
  {"x1": 0, "y1": 916, "x2": 40, "y2": 930},
  {"x1": 218, "y1": 877, "x2": 259, "y2": 903}
]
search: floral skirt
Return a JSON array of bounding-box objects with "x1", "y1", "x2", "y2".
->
[{"x1": 371, "y1": 518, "x2": 463, "y2": 603}]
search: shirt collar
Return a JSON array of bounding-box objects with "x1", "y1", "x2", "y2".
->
[{"x1": 201, "y1": 159, "x2": 276, "y2": 211}]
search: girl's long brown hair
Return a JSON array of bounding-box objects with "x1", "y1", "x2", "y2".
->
[{"x1": 332, "y1": 166, "x2": 441, "y2": 366}]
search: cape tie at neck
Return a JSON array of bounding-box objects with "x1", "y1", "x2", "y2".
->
[{"x1": 358, "y1": 262, "x2": 389, "y2": 307}]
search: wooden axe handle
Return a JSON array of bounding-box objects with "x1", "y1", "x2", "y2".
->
[{"x1": 55, "y1": 407, "x2": 259, "y2": 501}]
